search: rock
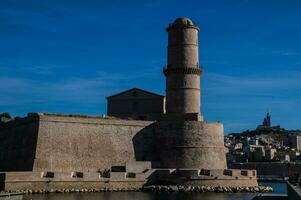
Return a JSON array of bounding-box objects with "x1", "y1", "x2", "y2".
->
[
  {"x1": 170, "y1": 185, "x2": 178, "y2": 192},
  {"x1": 216, "y1": 187, "x2": 223, "y2": 192}
]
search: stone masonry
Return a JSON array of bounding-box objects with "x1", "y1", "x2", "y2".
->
[
  {"x1": 0, "y1": 113, "x2": 153, "y2": 172},
  {"x1": 155, "y1": 17, "x2": 227, "y2": 169},
  {"x1": 164, "y1": 17, "x2": 202, "y2": 116}
]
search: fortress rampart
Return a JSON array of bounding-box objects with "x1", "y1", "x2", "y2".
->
[
  {"x1": 0, "y1": 167, "x2": 258, "y2": 192},
  {"x1": 0, "y1": 113, "x2": 153, "y2": 172},
  {"x1": 154, "y1": 121, "x2": 227, "y2": 169}
]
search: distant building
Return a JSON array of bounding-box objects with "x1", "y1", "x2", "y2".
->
[
  {"x1": 234, "y1": 151, "x2": 247, "y2": 163},
  {"x1": 257, "y1": 112, "x2": 271, "y2": 130},
  {"x1": 256, "y1": 112, "x2": 281, "y2": 130},
  {"x1": 250, "y1": 137, "x2": 259, "y2": 146},
  {"x1": 234, "y1": 143, "x2": 243, "y2": 150},
  {"x1": 264, "y1": 147, "x2": 277, "y2": 161},
  {"x1": 289, "y1": 135, "x2": 301, "y2": 151},
  {"x1": 243, "y1": 137, "x2": 259, "y2": 146},
  {"x1": 288, "y1": 150, "x2": 300, "y2": 161},
  {"x1": 246, "y1": 145, "x2": 265, "y2": 162},
  {"x1": 106, "y1": 88, "x2": 165, "y2": 121},
  {"x1": 262, "y1": 112, "x2": 271, "y2": 127},
  {"x1": 275, "y1": 151, "x2": 290, "y2": 162}
]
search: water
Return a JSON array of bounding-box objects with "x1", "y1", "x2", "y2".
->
[
  {"x1": 259, "y1": 182, "x2": 287, "y2": 194},
  {"x1": 24, "y1": 193, "x2": 257, "y2": 200},
  {"x1": 23, "y1": 182, "x2": 286, "y2": 200}
]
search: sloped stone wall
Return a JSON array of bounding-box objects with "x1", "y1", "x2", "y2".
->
[
  {"x1": 0, "y1": 113, "x2": 154, "y2": 172},
  {"x1": 33, "y1": 114, "x2": 153, "y2": 172}
]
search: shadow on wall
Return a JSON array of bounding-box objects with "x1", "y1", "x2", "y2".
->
[
  {"x1": 0, "y1": 117, "x2": 40, "y2": 171},
  {"x1": 0, "y1": 173, "x2": 5, "y2": 190},
  {"x1": 132, "y1": 123, "x2": 159, "y2": 163}
]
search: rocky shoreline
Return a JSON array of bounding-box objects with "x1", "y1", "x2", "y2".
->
[
  {"x1": 142, "y1": 185, "x2": 273, "y2": 193},
  {"x1": 1, "y1": 185, "x2": 273, "y2": 194}
]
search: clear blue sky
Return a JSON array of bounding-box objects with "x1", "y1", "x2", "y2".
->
[{"x1": 1, "y1": 0, "x2": 301, "y2": 133}]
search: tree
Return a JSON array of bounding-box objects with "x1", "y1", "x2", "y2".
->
[{"x1": 0, "y1": 112, "x2": 12, "y2": 119}]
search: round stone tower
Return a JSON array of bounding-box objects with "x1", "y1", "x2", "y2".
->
[
  {"x1": 164, "y1": 18, "x2": 202, "y2": 117},
  {"x1": 155, "y1": 18, "x2": 227, "y2": 169}
]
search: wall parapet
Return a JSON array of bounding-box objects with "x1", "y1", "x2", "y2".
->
[
  {"x1": 0, "y1": 168, "x2": 259, "y2": 192},
  {"x1": 0, "y1": 113, "x2": 153, "y2": 131}
]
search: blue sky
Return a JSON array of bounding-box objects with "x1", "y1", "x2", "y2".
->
[{"x1": 0, "y1": 0, "x2": 301, "y2": 133}]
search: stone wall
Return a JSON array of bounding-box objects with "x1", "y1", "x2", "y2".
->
[
  {"x1": 0, "y1": 113, "x2": 153, "y2": 172},
  {"x1": 0, "y1": 168, "x2": 258, "y2": 192},
  {"x1": 287, "y1": 182, "x2": 301, "y2": 200},
  {"x1": 232, "y1": 162, "x2": 301, "y2": 177},
  {"x1": 165, "y1": 18, "x2": 201, "y2": 115},
  {"x1": 0, "y1": 172, "x2": 146, "y2": 192},
  {"x1": 154, "y1": 121, "x2": 227, "y2": 169}
]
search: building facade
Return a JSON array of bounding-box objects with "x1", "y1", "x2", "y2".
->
[
  {"x1": 290, "y1": 135, "x2": 301, "y2": 151},
  {"x1": 107, "y1": 88, "x2": 165, "y2": 121}
]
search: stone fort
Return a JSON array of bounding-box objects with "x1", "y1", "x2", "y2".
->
[{"x1": 0, "y1": 17, "x2": 257, "y2": 191}]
